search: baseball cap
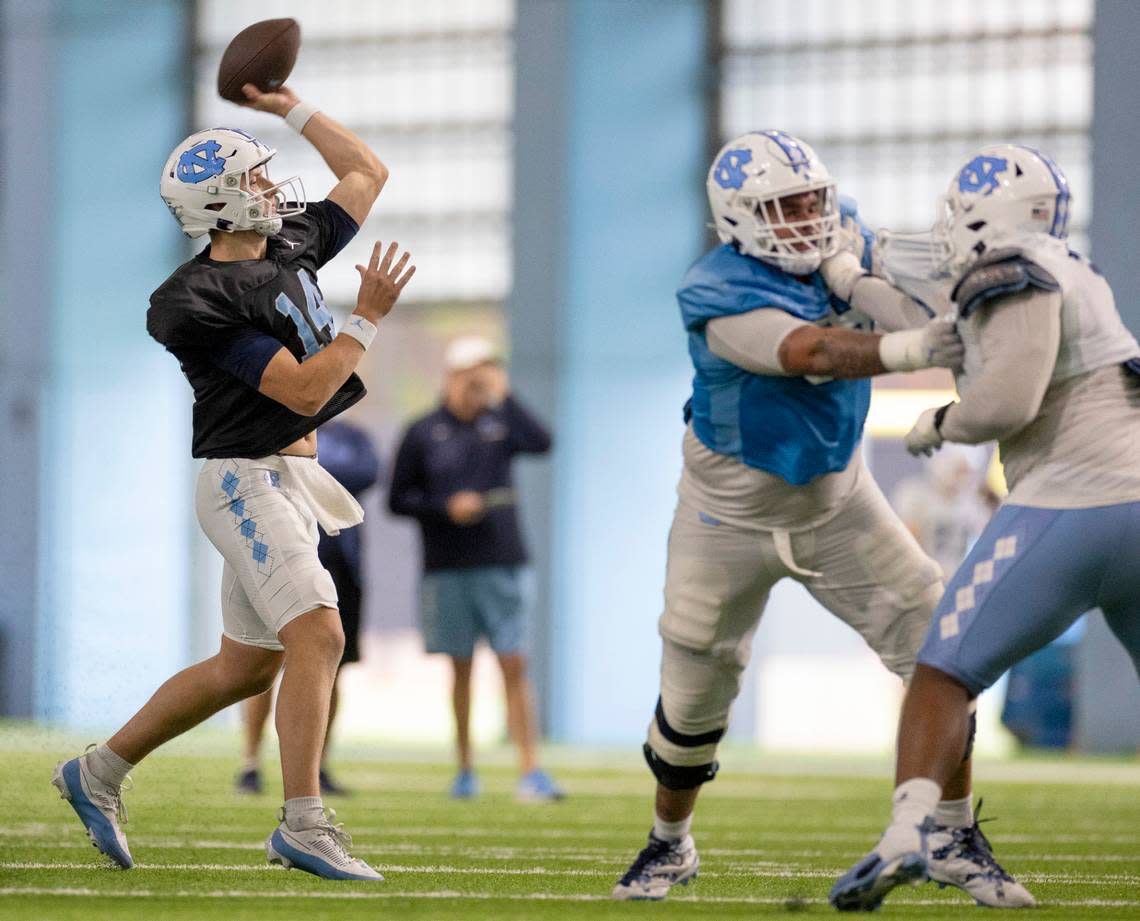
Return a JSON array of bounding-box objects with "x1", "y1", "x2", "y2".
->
[{"x1": 444, "y1": 336, "x2": 499, "y2": 371}]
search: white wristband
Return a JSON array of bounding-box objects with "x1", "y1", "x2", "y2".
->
[
  {"x1": 878, "y1": 327, "x2": 925, "y2": 372},
  {"x1": 284, "y1": 101, "x2": 319, "y2": 134},
  {"x1": 340, "y1": 314, "x2": 377, "y2": 350}
]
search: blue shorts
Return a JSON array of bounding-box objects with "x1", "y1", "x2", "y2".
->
[
  {"x1": 420, "y1": 566, "x2": 527, "y2": 659},
  {"x1": 918, "y1": 501, "x2": 1140, "y2": 695}
]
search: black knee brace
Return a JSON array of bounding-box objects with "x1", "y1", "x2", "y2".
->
[{"x1": 643, "y1": 743, "x2": 719, "y2": 791}]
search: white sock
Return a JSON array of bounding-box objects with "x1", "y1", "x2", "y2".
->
[
  {"x1": 935, "y1": 794, "x2": 973, "y2": 829},
  {"x1": 654, "y1": 814, "x2": 692, "y2": 842},
  {"x1": 891, "y1": 778, "x2": 942, "y2": 828},
  {"x1": 85, "y1": 743, "x2": 133, "y2": 788},
  {"x1": 241, "y1": 756, "x2": 260, "y2": 774},
  {"x1": 283, "y1": 796, "x2": 325, "y2": 831}
]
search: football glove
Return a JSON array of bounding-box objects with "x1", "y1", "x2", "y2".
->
[
  {"x1": 905, "y1": 403, "x2": 953, "y2": 457},
  {"x1": 879, "y1": 318, "x2": 964, "y2": 372},
  {"x1": 819, "y1": 217, "x2": 867, "y2": 302}
]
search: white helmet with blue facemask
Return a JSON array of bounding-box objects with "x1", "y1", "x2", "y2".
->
[
  {"x1": 159, "y1": 127, "x2": 306, "y2": 239},
  {"x1": 706, "y1": 130, "x2": 840, "y2": 275},
  {"x1": 934, "y1": 144, "x2": 1071, "y2": 276}
]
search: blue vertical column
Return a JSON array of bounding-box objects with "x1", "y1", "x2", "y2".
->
[
  {"x1": 511, "y1": 0, "x2": 710, "y2": 744},
  {"x1": 35, "y1": 0, "x2": 194, "y2": 726},
  {"x1": 0, "y1": 0, "x2": 53, "y2": 716},
  {"x1": 1078, "y1": 0, "x2": 1140, "y2": 751}
]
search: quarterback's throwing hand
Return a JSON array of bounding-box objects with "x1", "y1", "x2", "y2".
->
[
  {"x1": 905, "y1": 406, "x2": 946, "y2": 457},
  {"x1": 355, "y1": 241, "x2": 415, "y2": 324},
  {"x1": 240, "y1": 83, "x2": 301, "y2": 118}
]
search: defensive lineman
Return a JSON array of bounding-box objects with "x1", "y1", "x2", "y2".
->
[
  {"x1": 612, "y1": 131, "x2": 1027, "y2": 905},
  {"x1": 831, "y1": 145, "x2": 1140, "y2": 910},
  {"x1": 51, "y1": 83, "x2": 414, "y2": 880}
]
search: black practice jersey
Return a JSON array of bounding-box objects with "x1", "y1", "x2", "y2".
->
[{"x1": 148, "y1": 199, "x2": 364, "y2": 458}]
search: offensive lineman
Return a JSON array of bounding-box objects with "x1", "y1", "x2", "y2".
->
[
  {"x1": 612, "y1": 131, "x2": 1029, "y2": 906},
  {"x1": 831, "y1": 146, "x2": 1140, "y2": 910},
  {"x1": 51, "y1": 83, "x2": 414, "y2": 880}
]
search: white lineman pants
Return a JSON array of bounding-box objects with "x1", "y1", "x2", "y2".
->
[{"x1": 648, "y1": 462, "x2": 943, "y2": 777}]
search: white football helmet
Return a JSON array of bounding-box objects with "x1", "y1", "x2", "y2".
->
[
  {"x1": 159, "y1": 128, "x2": 305, "y2": 238},
  {"x1": 934, "y1": 144, "x2": 1071, "y2": 275},
  {"x1": 707, "y1": 130, "x2": 840, "y2": 274}
]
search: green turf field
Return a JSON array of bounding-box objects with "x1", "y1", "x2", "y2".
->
[{"x1": 2, "y1": 726, "x2": 1139, "y2": 920}]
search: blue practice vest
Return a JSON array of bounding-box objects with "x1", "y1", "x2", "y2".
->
[{"x1": 679, "y1": 201, "x2": 874, "y2": 486}]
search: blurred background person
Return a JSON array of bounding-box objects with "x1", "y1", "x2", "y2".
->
[
  {"x1": 237, "y1": 419, "x2": 382, "y2": 796},
  {"x1": 891, "y1": 445, "x2": 996, "y2": 583},
  {"x1": 388, "y1": 336, "x2": 561, "y2": 801}
]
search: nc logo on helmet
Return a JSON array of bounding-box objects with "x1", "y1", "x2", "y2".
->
[
  {"x1": 177, "y1": 140, "x2": 227, "y2": 185},
  {"x1": 713, "y1": 148, "x2": 752, "y2": 190},
  {"x1": 957, "y1": 156, "x2": 1008, "y2": 195}
]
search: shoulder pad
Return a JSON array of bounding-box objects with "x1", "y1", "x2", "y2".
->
[{"x1": 952, "y1": 248, "x2": 1060, "y2": 319}]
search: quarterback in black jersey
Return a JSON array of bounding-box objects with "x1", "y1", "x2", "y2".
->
[{"x1": 51, "y1": 83, "x2": 413, "y2": 882}]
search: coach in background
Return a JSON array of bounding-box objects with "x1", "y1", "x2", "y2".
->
[
  {"x1": 388, "y1": 336, "x2": 562, "y2": 802},
  {"x1": 237, "y1": 419, "x2": 382, "y2": 796}
]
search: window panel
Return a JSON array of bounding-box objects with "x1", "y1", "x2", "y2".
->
[{"x1": 720, "y1": 0, "x2": 1093, "y2": 238}]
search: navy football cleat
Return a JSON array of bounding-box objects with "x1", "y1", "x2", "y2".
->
[
  {"x1": 830, "y1": 849, "x2": 928, "y2": 912},
  {"x1": 612, "y1": 830, "x2": 699, "y2": 900}
]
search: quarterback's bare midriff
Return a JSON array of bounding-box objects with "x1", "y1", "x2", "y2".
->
[{"x1": 278, "y1": 431, "x2": 318, "y2": 457}]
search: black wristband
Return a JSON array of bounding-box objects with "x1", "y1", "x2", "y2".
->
[{"x1": 933, "y1": 402, "x2": 954, "y2": 434}]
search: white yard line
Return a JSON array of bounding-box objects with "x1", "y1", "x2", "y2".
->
[
  {"x1": 4, "y1": 861, "x2": 1140, "y2": 886},
  {"x1": 0, "y1": 886, "x2": 1137, "y2": 908}
]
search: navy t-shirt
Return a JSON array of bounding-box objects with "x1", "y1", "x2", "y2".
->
[
  {"x1": 147, "y1": 199, "x2": 362, "y2": 458},
  {"x1": 388, "y1": 397, "x2": 552, "y2": 571}
]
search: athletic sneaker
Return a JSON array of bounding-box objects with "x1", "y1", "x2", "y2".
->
[
  {"x1": 265, "y1": 807, "x2": 383, "y2": 881},
  {"x1": 611, "y1": 830, "x2": 699, "y2": 900},
  {"x1": 235, "y1": 768, "x2": 262, "y2": 795},
  {"x1": 51, "y1": 750, "x2": 133, "y2": 869},
  {"x1": 515, "y1": 768, "x2": 565, "y2": 802},
  {"x1": 319, "y1": 768, "x2": 351, "y2": 797},
  {"x1": 829, "y1": 817, "x2": 934, "y2": 912},
  {"x1": 927, "y1": 802, "x2": 1036, "y2": 908},
  {"x1": 449, "y1": 769, "x2": 479, "y2": 799}
]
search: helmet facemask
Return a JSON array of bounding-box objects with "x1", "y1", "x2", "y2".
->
[
  {"x1": 207, "y1": 162, "x2": 306, "y2": 237},
  {"x1": 742, "y1": 184, "x2": 840, "y2": 275}
]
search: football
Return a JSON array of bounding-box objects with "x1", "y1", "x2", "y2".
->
[{"x1": 217, "y1": 18, "x2": 301, "y2": 103}]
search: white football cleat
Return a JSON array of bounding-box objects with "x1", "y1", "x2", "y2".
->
[
  {"x1": 927, "y1": 802, "x2": 1036, "y2": 908},
  {"x1": 51, "y1": 750, "x2": 133, "y2": 869},
  {"x1": 612, "y1": 830, "x2": 699, "y2": 900},
  {"x1": 266, "y1": 808, "x2": 383, "y2": 881}
]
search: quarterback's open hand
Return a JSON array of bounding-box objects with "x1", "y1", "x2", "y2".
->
[
  {"x1": 239, "y1": 83, "x2": 301, "y2": 118},
  {"x1": 905, "y1": 406, "x2": 946, "y2": 457},
  {"x1": 355, "y1": 241, "x2": 415, "y2": 324}
]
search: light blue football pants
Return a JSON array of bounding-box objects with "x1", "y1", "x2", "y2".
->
[{"x1": 918, "y1": 501, "x2": 1140, "y2": 695}]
